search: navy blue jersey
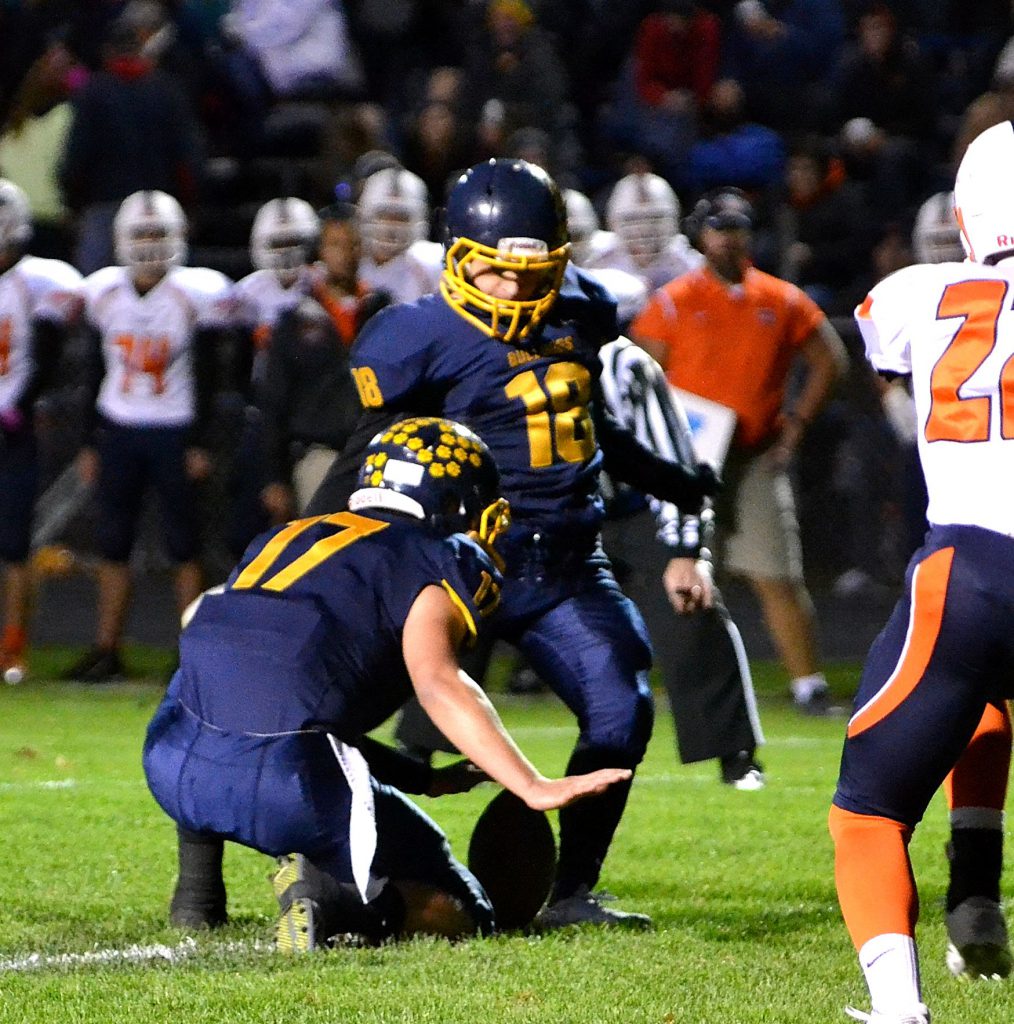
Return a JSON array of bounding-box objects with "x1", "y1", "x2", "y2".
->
[
  {"x1": 349, "y1": 273, "x2": 615, "y2": 531},
  {"x1": 175, "y1": 511, "x2": 500, "y2": 738}
]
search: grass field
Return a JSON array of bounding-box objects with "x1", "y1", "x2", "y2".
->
[{"x1": 1, "y1": 651, "x2": 1011, "y2": 1023}]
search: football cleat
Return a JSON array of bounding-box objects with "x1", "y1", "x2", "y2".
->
[
  {"x1": 844, "y1": 1003, "x2": 930, "y2": 1024},
  {"x1": 533, "y1": 887, "x2": 651, "y2": 931},
  {"x1": 720, "y1": 750, "x2": 765, "y2": 791},
  {"x1": 945, "y1": 896, "x2": 1013, "y2": 980},
  {"x1": 793, "y1": 688, "x2": 847, "y2": 717},
  {"x1": 61, "y1": 646, "x2": 127, "y2": 683},
  {"x1": 276, "y1": 894, "x2": 320, "y2": 954},
  {"x1": 273, "y1": 854, "x2": 319, "y2": 953}
]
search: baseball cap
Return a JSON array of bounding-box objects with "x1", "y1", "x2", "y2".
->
[{"x1": 702, "y1": 188, "x2": 753, "y2": 230}]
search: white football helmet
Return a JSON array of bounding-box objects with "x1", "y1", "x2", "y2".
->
[
  {"x1": 606, "y1": 173, "x2": 679, "y2": 267},
  {"x1": 357, "y1": 167, "x2": 429, "y2": 263},
  {"x1": 113, "y1": 190, "x2": 187, "y2": 272},
  {"x1": 250, "y1": 197, "x2": 319, "y2": 277},
  {"x1": 0, "y1": 179, "x2": 32, "y2": 251},
  {"x1": 912, "y1": 192, "x2": 963, "y2": 264},
  {"x1": 563, "y1": 188, "x2": 599, "y2": 264},
  {"x1": 954, "y1": 121, "x2": 1014, "y2": 264}
]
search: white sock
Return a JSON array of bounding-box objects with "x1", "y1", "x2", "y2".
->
[
  {"x1": 791, "y1": 672, "x2": 827, "y2": 703},
  {"x1": 858, "y1": 933, "x2": 922, "y2": 1016}
]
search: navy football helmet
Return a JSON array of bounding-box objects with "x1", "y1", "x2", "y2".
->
[
  {"x1": 349, "y1": 417, "x2": 510, "y2": 556},
  {"x1": 440, "y1": 159, "x2": 570, "y2": 343}
]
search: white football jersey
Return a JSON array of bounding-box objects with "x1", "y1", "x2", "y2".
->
[
  {"x1": 0, "y1": 256, "x2": 82, "y2": 412},
  {"x1": 581, "y1": 266, "x2": 648, "y2": 325},
  {"x1": 233, "y1": 266, "x2": 313, "y2": 382},
  {"x1": 84, "y1": 265, "x2": 233, "y2": 427},
  {"x1": 358, "y1": 239, "x2": 442, "y2": 304},
  {"x1": 856, "y1": 259, "x2": 1014, "y2": 535},
  {"x1": 573, "y1": 229, "x2": 626, "y2": 270}
]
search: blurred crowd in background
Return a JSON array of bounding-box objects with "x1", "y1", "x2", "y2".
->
[{"x1": 1, "y1": 0, "x2": 1012, "y2": 656}]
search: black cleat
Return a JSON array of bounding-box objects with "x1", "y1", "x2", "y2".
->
[
  {"x1": 62, "y1": 646, "x2": 127, "y2": 683},
  {"x1": 533, "y1": 887, "x2": 652, "y2": 931},
  {"x1": 793, "y1": 688, "x2": 847, "y2": 717},
  {"x1": 946, "y1": 897, "x2": 1013, "y2": 980}
]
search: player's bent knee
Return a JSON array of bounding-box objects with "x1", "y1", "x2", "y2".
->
[{"x1": 585, "y1": 684, "x2": 654, "y2": 763}]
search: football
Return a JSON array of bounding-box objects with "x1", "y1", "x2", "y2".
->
[{"x1": 467, "y1": 789, "x2": 557, "y2": 932}]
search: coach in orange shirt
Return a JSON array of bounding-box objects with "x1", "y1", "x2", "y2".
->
[{"x1": 631, "y1": 187, "x2": 848, "y2": 715}]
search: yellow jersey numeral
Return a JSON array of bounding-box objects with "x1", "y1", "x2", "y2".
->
[
  {"x1": 232, "y1": 511, "x2": 389, "y2": 592},
  {"x1": 504, "y1": 361, "x2": 595, "y2": 467}
]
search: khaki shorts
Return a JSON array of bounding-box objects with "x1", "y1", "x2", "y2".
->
[
  {"x1": 719, "y1": 450, "x2": 804, "y2": 583},
  {"x1": 293, "y1": 445, "x2": 339, "y2": 514}
]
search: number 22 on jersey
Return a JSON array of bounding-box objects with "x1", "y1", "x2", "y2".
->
[
  {"x1": 505, "y1": 361, "x2": 596, "y2": 467},
  {"x1": 927, "y1": 279, "x2": 1014, "y2": 443}
]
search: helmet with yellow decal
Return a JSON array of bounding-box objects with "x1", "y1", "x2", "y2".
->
[
  {"x1": 349, "y1": 417, "x2": 510, "y2": 554},
  {"x1": 440, "y1": 159, "x2": 570, "y2": 343}
]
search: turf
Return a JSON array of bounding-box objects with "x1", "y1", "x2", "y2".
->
[{"x1": 1, "y1": 652, "x2": 1011, "y2": 1023}]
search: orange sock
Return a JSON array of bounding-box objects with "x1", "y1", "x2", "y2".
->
[
  {"x1": 829, "y1": 804, "x2": 917, "y2": 950},
  {"x1": 945, "y1": 701, "x2": 1011, "y2": 816},
  {"x1": 1, "y1": 624, "x2": 26, "y2": 655}
]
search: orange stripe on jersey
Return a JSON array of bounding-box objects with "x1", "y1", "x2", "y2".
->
[
  {"x1": 847, "y1": 546, "x2": 955, "y2": 738},
  {"x1": 856, "y1": 294, "x2": 874, "y2": 320}
]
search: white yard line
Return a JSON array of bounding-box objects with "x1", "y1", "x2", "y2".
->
[
  {"x1": 0, "y1": 779, "x2": 76, "y2": 791},
  {"x1": 0, "y1": 937, "x2": 270, "y2": 974}
]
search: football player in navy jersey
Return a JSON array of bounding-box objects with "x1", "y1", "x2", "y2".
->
[
  {"x1": 301, "y1": 159, "x2": 718, "y2": 930},
  {"x1": 143, "y1": 418, "x2": 631, "y2": 949}
]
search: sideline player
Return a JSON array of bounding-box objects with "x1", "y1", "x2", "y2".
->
[
  {"x1": 228, "y1": 196, "x2": 321, "y2": 553},
  {"x1": 143, "y1": 417, "x2": 631, "y2": 948},
  {"x1": 64, "y1": 190, "x2": 233, "y2": 682},
  {"x1": 0, "y1": 179, "x2": 82, "y2": 683},
  {"x1": 310, "y1": 158, "x2": 716, "y2": 929},
  {"x1": 356, "y1": 166, "x2": 442, "y2": 304},
  {"x1": 602, "y1": 171, "x2": 702, "y2": 292},
  {"x1": 830, "y1": 122, "x2": 1014, "y2": 1024}
]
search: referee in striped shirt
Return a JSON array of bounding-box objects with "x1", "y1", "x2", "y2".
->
[{"x1": 598, "y1": 337, "x2": 765, "y2": 790}]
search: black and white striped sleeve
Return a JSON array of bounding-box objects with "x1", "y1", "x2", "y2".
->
[{"x1": 599, "y1": 338, "x2": 708, "y2": 558}]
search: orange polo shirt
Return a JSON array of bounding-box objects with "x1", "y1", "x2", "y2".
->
[{"x1": 631, "y1": 264, "x2": 825, "y2": 448}]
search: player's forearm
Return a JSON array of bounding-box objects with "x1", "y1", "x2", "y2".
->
[{"x1": 412, "y1": 667, "x2": 543, "y2": 799}]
